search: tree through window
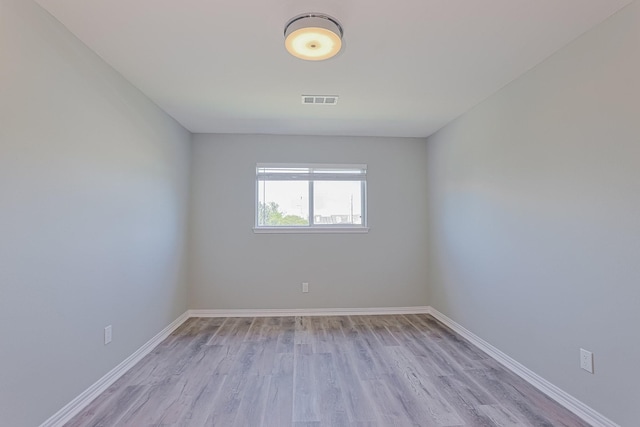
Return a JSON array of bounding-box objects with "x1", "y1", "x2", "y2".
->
[{"x1": 255, "y1": 164, "x2": 367, "y2": 231}]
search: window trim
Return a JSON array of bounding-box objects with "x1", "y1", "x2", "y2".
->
[{"x1": 254, "y1": 163, "x2": 369, "y2": 233}]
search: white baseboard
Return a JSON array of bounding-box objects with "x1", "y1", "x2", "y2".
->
[
  {"x1": 188, "y1": 306, "x2": 431, "y2": 318},
  {"x1": 427, "y1": 307, "x2": 619, "y2": 427},
  {"x1": 41, "y1": 306, "x2": 617, "y2": 427},
  {"x1": 39, "y1": 306, "x2": 426, "y2": 426},
  {"x1": 40, "y1": 311, "x2": 190, "y2": 427}
]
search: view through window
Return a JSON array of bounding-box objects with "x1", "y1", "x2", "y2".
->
[{"x1": 256, "y1": 164, "x2": 367, "y2": 230}]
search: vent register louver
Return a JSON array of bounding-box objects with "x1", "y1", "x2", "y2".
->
[{"x1": 301, "y1": 95, "x2": 339, "y2": 105}]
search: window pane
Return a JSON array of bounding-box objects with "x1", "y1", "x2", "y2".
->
[
  {"x1": 258, "y1": 167, "x2": 309, "y2": 175},
  {"x1": 313, "y1": 168, "x2": 365, "y2": 175},
  {"x1": 257, "y1": 165, "x2": 366, "y2": 182},
  {"x1": 257, "y1": 180, "x2": 309, "y2": 226},
  {"x1": 313, "y1": 181, "x2": 362, "y2": 225}
]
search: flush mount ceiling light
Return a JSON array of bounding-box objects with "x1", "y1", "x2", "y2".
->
[{"x1": 284, "y1": 13, "x2": 343, "y2": 61}]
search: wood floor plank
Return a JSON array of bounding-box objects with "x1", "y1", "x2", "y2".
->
[
  {"x1": 405, "y1": 314, "x2": 487, "y2": 371},
  {"x1": 208, "y1": 342, "x2": 244, "y2": 375},
  {"x1": 478, "y1": 404, "x2": 524, "y2": 426},
  {"x1": 497, "y1": 367, "x2": 592, "y2": 427},
  {"x1": 207, "y1": 317, "x2": 253, "y2": 345},
  {"x1": 232, "y1": 374, "x2": 270, "y2": 427},
  {"x1": 349, "y1": 318, "x2": 394, "y2": 376},
  {"x1": 466, "y1": 367, "x2": 584, "y2": 427},
  {"x1": 228, "y1": 341, "x2": 263, "y2": 376},
  {"x1": 292, "y1": 344, "x2": 320, "y2": 423},
  {"x1": 120, "y1": 320, "x2": 214, "y2": 387},
  {"x1": 433, "y1": 374, "x2": 503, "y2": 427},
  {"x1": 294, "y1": 316, "x2": 314, "y2": 348},
  {"x1": 360, "y1": 315, "x2": 401, "y2": 347},
  {"x1": 172, "y1": 374, "x2": 226, "y2": 427},
  {"x1": 313, "y1": 352, "x2": 349, "y2": 426},
  {"x1": 474, "y1": 367, "x2": 591, "y2": 427},
  {"x1": 203, "y1": 373, "x2": 247, "y2": 426},
  {"x1": 276, "y1": 316, "x2": 295, "y2": 354},
  {"x1": 389, "y1": 315, "x2": 463, "y2": 376},
  {"x1": 65, "y1": 385, "x2": 149, "y2": 427},
  {"x1": 262, "y1": 353, "x2": 294, "y2": 427},
  {"x1": 325, "y1": 341, "x2": 377, "y2": 423},
  {"x1": 115, "y1": 378, "x2": 190, "y2": 425},
  {"x1": 65, "y1": 315, "x2": 591, "y2": 427},
  {"x1": 422, "y1": 315, "x2": 488, "y2": 361},
  {"x1": 386, "y1": 346, "x2": 464, "y2": 426},
  {"x1": 308, "y1": 316, "x2": 330, "y2": 353},
  {"x1": 362, "y1": 377, "x2": 415, "y2": 425},
  {"x1": 346, "y1": 336, "x2": 382, "y2": 381}
]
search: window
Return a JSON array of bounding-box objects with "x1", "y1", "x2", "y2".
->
[{"x1": 255, "y1": 164, "x2": 368, "y2": 233}]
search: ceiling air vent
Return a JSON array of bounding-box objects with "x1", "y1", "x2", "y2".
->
[{"x1": 302, "y1": 95, "x2": 339, "y2": 105}]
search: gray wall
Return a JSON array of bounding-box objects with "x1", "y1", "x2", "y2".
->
[
  {"x1": 0, "y1": 1, "x2": 191, "y2": 426},
  {"x1": 426, "y1": 3, "x2": 640, "y2": 425},
  {"x1": 3, "y1": 0, "x2": 636, "y2": 424},
  {"x1": 188, "y1": 134, "x2": 429, "y2": 310}
]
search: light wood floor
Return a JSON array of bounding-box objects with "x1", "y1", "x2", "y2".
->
[{"x1": 66, "y1": 314, "x2": 590, "y2": 426}]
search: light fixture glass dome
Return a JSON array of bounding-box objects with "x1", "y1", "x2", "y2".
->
[{"x1": 284, "y1": 14, "x2": 343, "y2": 61}]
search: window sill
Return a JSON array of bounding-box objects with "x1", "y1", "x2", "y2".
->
[{"x1": 253, "y1": 226, "x2": 369, "y2": 234}]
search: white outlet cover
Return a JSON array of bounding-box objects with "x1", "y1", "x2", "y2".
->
[
  {"x1": 302, "y1": 282, "x2": 309, "y2": 293},
  {"x1": 104, "y1": 325, "x2": 112, "y2": 345},
  {"x1": 580, "y1": 348, "x2": 593, "y2": 373}
]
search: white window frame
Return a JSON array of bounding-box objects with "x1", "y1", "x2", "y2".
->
[{"x1": 254, "y1": 163, "x2": 369, "y2": 233}]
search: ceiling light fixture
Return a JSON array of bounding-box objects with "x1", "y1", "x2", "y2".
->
[{"x1": 284, "y1": 13, "x2": 343, "y2": 61}]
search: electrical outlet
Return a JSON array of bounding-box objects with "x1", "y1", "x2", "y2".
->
[
  {"x1": 104, "y1": 325, "x2": 112, "y2": 345},
  {"x1": 580, "y1": 348, "x2": 593, "y2": 373},
  {"x1": 302, "y1": 282, "x2": 309, "y2": 293}
]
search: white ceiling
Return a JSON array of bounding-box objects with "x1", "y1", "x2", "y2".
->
[{"x1": 35, "y1": 0, "x2": 632, "y2": 137}]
